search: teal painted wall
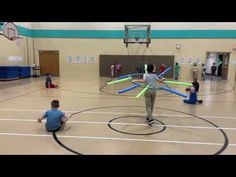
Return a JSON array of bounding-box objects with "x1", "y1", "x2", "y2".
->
[{"x1": 1, "y1": 24, "x2": 236, "y2": 39}]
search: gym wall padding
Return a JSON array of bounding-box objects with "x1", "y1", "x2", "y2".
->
[
  {"x1": 0, "y1": 66, "x2": 31, "y2": 80},
  {"x1": 19, "y1": 67, "x2": 31, "y2": 78}
]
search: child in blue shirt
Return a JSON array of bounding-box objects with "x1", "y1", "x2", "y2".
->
[
  {"x1": 38, "y1": 100, "x2": 72, "y2": 132},
  {"x1": 184, "y1": 84, "x2": 203, "y2": 104},
  {"x1": 184, "y1": 87, "x2": 197, "y2": 104}
]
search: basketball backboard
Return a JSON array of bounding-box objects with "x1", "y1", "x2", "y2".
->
[
  {"x1": 0, "y1": 22, "x2": 23, "y2": 46},
  {"x1": 124, "y1": 25, "x2": 151, "y2": 47},
  {"x1": 1, "y1": 22, "x2": 21, "y2": 41}
]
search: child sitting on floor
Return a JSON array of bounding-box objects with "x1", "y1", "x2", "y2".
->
[
  {"x1": 184, "y1": 86, "x2": 203, "y2": 104},
  {"x1": 184, "y1": 87, "x2": 197, "y2": 104},
  {"x1": 37, "y1": 100, "x2": 72, "y2": 132},
  {"x1": 192, "y1": 78, "x2": 203, "y2": 103},
  {"x1": 45, "y1": 74, "x2": 58, "y2": 88}
]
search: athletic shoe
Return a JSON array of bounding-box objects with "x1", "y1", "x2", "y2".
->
[{"x1": 148, "y1": 119, "x2": 155, "y2": 126}]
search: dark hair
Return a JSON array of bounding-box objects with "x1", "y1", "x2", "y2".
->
[
  {"x1": 185, "y1": 88, "x2": 191, "y2": 92},
  {"x1": 147, "y1": 64, "x2": 154, "y2": 73},
  {"x1": 175, "y1": 62, "x2": 178, "y2": 65},
  {"x1": 51, "y1": 100, "x2": 59, "y2": 108}
]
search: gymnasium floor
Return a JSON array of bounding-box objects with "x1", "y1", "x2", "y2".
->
[{"x1": 0, "y1": 76, "x2": 235, "y2": 155}]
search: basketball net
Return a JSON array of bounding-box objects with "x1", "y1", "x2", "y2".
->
[{"x1": 134, "y1": 37, "x2": 140, "y2": 44}]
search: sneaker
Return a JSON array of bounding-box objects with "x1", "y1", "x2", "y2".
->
[
  {"x1": 146, "y1": 117, "x2": 149, "y2": 123},
  {"x1": 148, "y1": 119, "x2": 155, "y2": 126},
  {"x1": 198, "y1": 100, "x2": 203, "y2": 104}
]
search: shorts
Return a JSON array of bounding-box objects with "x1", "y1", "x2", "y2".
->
[
  {"x1": 183, "y1": 99, "x2": 197, "y2": 104},
  {"x1": 47, "y1": 126, "x2": 61, "y2": 132},
  {"x1": 46, "y1": 83, "x2": 58, "y2": 88},
  {"x1": 46, "y1": 121, "x2": 64, "y2": 132}
]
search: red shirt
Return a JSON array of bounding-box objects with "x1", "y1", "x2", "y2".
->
[{"x1": 160, "y1": 65, "x2": 165, "y2": 73}]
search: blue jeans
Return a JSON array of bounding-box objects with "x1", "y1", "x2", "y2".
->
[{"x1": 183, "y1": 99, "x2": 196, "y2": 104}]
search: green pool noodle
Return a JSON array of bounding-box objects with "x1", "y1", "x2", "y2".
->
[
  {"x1": 135, "y1": 85, "x2": 149, "y2": 98},
  {"x1": 164, "y1": 81, "x2": 192, "y2": 87},
  {"x1": 107, "y1": 77, "x2": 132, "y2": 85},
  {"x1": 217, "y1": 61, "x2": 222, "y2": 67}
]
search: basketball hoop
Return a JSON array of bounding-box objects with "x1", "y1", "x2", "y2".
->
[
  {"x1": 124, "y1": 24, "x2": 151, "y2": 47},
  {"x1": 0, "y1": 22, "x2": 23, "y2": 46},
  {"x1": 2, "y1": 22, "x2": 21, "y2": 41}
]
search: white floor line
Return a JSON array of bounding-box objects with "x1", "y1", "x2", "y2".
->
[
  {"x1": 0, "y1": 108, "x2": 235, "y2": 120},
  {"x1": 0, "y1": 132, "x2": 225, "y2": 146},
  {"x1": 85, "y1": 111, "x2": 236, "y2": 120},
  {"x1": 1, "y1": 118, "x2": 236, "y2": 131}
]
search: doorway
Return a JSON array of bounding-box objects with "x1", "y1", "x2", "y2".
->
[
  {"x1": 39, "y1": 51, "x2": 60, "y2": 76},
  {"x1": 205, "y1": 52, "x2": 230, "y2": 80}
]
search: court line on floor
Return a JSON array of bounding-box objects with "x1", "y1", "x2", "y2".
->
[
  {"x1": 0, "y1": 79, "x2": 71, "y2": 103},
  {"x1": 0, "y1": 88, "x2": 44, "y2": 103},
  {"x1": 24, "y1": 94, "x2": 236, "y2": 104},
  {"x1": 0, "y1": 108, "x2": 235, "y2": 120},
  {"x1": 0, "y1": 118, "x2": 236, "y2": 131},
  {"x1": 100, "y1": 80, "x2": 235, "y2": 98},
  {"x1": 0, "y1": 132, "x2": 229, "y2": 146}
]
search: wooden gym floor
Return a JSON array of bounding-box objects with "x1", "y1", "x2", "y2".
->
[{"x1": 0, "y1": 76, "x2": 235, "y2": 154}]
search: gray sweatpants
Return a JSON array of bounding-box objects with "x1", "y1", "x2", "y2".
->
[
  {"x1": 144, "y1": 89, "x2": 156, "y2": 120},
  {"x1": 193, "y1": 71, "x2": 198, "y2": 81}
]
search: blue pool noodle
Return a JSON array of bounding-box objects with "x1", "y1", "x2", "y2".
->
[
  {"x1": 118, "y1": 73, "x2": 138, "y2": 79},
  {"x1": 160, "y1": 86, "x2": 188, "y2": 98},
  {"x1": 158, "y1": 67, "x2": 172, "y2": 78},
  {"x1": 118, "y1": 84, "x2": 141, "y2": 94},
  {"x1": 118, "y1": 67, "x2": 171, "y2": 80}
]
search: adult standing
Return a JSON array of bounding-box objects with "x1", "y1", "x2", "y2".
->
[
  {"x1": 192, "y1": 63, "x2": 198, "y2": 81},
  {"x1": 211, "y1": 63, "x2": 217, "y2": 81},
  {"x1": 174, "y1": 62, "x2": 181, "y2": 80}
]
